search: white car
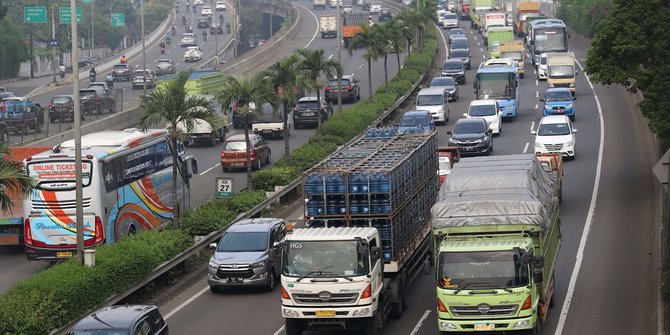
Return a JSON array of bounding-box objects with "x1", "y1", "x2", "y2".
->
[
  {"x1": 463, "y1": 99, "x2": 501, "y2": 135},
  {"x1": 342, "y1": 5, "x2": 354, "y2": 14},
  {"x1": 184, "y1": 46, "x2": 203, "y2": 62},
  {"x1": 180, "y1": 33, "x2": 197, "y2": 47},
  {"x1": 537, "y1": 52, "x2": 548, "y2": 80},
  {"x1": 532, "y1": 115, "x2": 577, "y2": 160},
  {"x1": 442, "y1": 12, "x2": 458, "y2": 29},
  {"x1": 369, "y1": 2, "x2": 382, "y2": 13},
  {"x1": 194, "y1": 0, "x2": 204, "y2": 4},
  {"x1": 201, "y1": 5, "x2": 212, "y2": 16},
  {"x1": 216, "y1": 1, "x2": 226, "y2": 11},
  {"x1": 436, "y1": 10, "x2": 446, "y2": 25}
]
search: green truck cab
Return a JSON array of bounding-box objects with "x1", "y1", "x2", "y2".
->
[
  {"x1": 486, "y1": 26, "x2": 514, "y2": 58},
  {"x1": 432, "y1": 154, "x2": 561, "y2": 333}
]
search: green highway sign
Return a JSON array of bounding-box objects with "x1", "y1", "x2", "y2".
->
[
  {"x1": 111, "y1": 13, "x2": 125, "y2": 27},
  {"x1": 24, "y1": 7, "x2": 47, "y2": 24},
  {"x1": 59, "y1": 7, "x2": 82, "y2": 24},
  {"x1": 82, "y1": 0, "x2": 93, "y2": 3}
]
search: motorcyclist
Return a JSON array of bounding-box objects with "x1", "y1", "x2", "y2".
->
[
  {"x1": 171, "y1": 25, "x2": 177, "y2": 35},
  {"x1": 105, "y1": 73, "x2": 114, "y2": 89},
  {"x1": 182, "y1": 15, "x2": 187, "y2": 25},
  {"x1": 166, "y1": 34, "x2": 172, "y2": 44},
  {"x1": 58, "y1": 64, "x2": 66, "y2": 79},
  {"x1": 120, "y1": 55, "x2": 128, "y2": 64},
  {"x1": 226, "y1": 22, "x2": 231, "y2": 33},
  {"x1": 202, "y1": 30, "x2": 208, "y2": 41},
  {"x1": 219, "y1": 13, "x2": 224, "y2": 23},
  {"x1": 89, "y1": 67, "x2": 97, "y2": 81},
  {"x1": 159, "y1": 41, "x2": 166, "y2": 54}
]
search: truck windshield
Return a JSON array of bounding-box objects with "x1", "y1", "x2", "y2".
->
[
  {"x1": 534, "y1": 28, "x2": 567, "y2": 53},
  {"x1": 501, "y1": 51, "x2": 523, "y2": 60},
  {"x1": 438, "y1": 251, "x2": 529, "y2": 289},
  {"x1": 548, "y1": 65, "x2": 574, "y2": 78},
  {"x1": 283, "y1": 240, "x2": 369, "y2": 277},
  {"x1": 477, "y1": 74, "x2": 514, "y2": 99},
  {"x1": 217, "y1": 232, "x2": 268, "y2": 252}
]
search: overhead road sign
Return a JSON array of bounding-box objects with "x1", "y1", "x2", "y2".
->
[
  {"x1": 111, "y1": 13, "x2": 125, "y2": 27},
  {"x1": 60, "y1": 7, "x2": 83, "y2": 24},
  {"x1": 24, "y1": 7, "x2": 47, "y2": 24}
]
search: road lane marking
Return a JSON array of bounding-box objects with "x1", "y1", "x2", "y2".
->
[
  {"x1": 554, "y1": 60, "x2": 605, "y2": 335},
  {"x1": 482, "y1": 55, "x2": 485, "y2": 59},
  {"x1": 199, "y1": 163, "x2": 221, "y2": 176},
  {"x1": 328, "y1": 54, "x2": 333, "y2": 59},
  {"x1": 534, "y1": 68, "x2": 537, "y2": 75},
  {"x1": 523, "y1": 142, "x2": 529, "y2": 153},
  {"x1": 409, "y1": 310, "x2": 432, "y2": 335},
  {"x1": 535, "y1": 91, "x2": 539, "y2": 98},
  {"x1": 535, "y1": 104, "x2": 538, "y2": 110},
  {"x1": 535, "y1": 79, "x2": 539, "y2": 86},
  {"x1": 530, "y1": 121, "x2": 535, "y2": 132},
  {"x1": 272, "y1": 325, "x2": 285, "y2": 335},
  {"x1": 294, "y1": 3, "x2": 319, "y2": 48},
  {"x1": 164, "y1": 284, "x2": 209, "y2": 320}
]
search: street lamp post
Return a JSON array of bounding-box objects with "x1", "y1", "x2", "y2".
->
[
  {"x1": 69, "y1": 0, "x2": 85, "y2": 265},
  {"x1": 336, "y1": 0, "x2": 343, "y2": 118},
  {"x1": 141, "y1": 0, "x2": 147, "y2": 94}
]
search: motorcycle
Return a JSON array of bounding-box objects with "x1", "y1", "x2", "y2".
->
[
  {"x1": 202, "y1": 32, "x2": 208, "y2": 42},
  {"x1": 160, "y1": 47, "x2": 166, "y2": 55},
  {"x1": 226, "y1": 23, "x2": 231, "y2": 34},
  {"x1": 89, "y1": 73, "x2": 96, "y2": 82},
  {"x1": 219, "y1": 14, "x2": 224, "y2": 23},
  {"x1": 171, "y1": 26, "x2": 177, "y2": 35},
  {"x1": 182, "y1": 16, "x2": 187, "y2": 25},
  {"x1": 166, "y1": 35, "x2": 172, "y2": 44},
  {"x1": 105, "y1": 74, "x2": 114, "y2": 89}
]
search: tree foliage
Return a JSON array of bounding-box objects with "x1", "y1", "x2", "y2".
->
[
  {"x1": 0, "y1": 145, "x2": 36, "y2": 215},
  {"x1": 0, "y1": 17, "x2": 29, "y2": 79},
  {"x1": 557, "y1": 0, "x2": 614, "y2": 37},
  {"x1": 585, "y1": 0, "x2": 670, "y2": 137}
]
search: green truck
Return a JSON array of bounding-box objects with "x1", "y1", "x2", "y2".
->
[
  {"x1": 432, "y1": 154, "x2": 561, "y2": 334},
  {"x1": 486, "y1": 26, "x2": 514, "y2": 58}
]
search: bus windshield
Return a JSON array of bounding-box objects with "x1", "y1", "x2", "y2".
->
[
  {"x1": 27, "y1": 160, "x2": 93, "y2": 188},
  {"x1": 534, "y1": 28, "x2": 567, "y2": 53},
  {"x1": 477, "y1": 73, "x2": 514, "y2": 99}
]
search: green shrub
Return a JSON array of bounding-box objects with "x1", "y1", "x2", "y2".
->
[
  {"x1": 252, "y1": 166, "x2": 300, "y2": 191},
  {"x1": 286, "y1": 142, "x2": 339, "y2": 172},
  {"x1": 0, "y1": 230, "x2": 192, "y2": 334},
  {"x1": 180, "y1": 204, "x2": 236, "y2": 236},
  {"x1": 224, "y1": 190, "x2": 267, "y2": 213}
]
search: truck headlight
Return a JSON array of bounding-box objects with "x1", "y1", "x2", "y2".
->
[
  {"x1": 283, "y1": 309, "x2": 300, "y2": 317},
  {"x1": 513, "y1": 320, "x2": 530, "y2": 329},
  {"x1": 250, "y1": 260, "x2": 266, "y2": 268},
  {"x1": 352, "y1": 308, "x2": 370, "y2": 316},
  {"x1": 440, "y1": 321, "x2": 458, "y2": 330},
  {"x1": 208, "y1": 260, "x2": 220, "y2": 269}
]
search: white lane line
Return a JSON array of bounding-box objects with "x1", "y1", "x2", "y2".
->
[
  {"x1": 554, "y1": 60, "x2": 606, "y2": 335},
  {"x1": 199, "y1": 163, "x2": 221, "y2": 176},
  {"x1": 410, "y1": 310, "x2": 432, "y2": 335},
  {"x1": 523, "y1": 142, "x2": 529, "y2": 153},
  {"x1": 482, "y1": 55, "x2": 485, "y2": 59},
  {"x1": 534, "y1": 104, "x2": 538, "y2": 110},
  {"x1": 164, "y1": 285, "x2": 209, "y2": 320},
  {"x1": 533, "y1": 68, "x2": 537, "y2": 75},
  {"x1": 350, "y1": 73, "x2": 355, "y2": 77},
  {"x1": 294, "y1": 3, "x2": 320, "y2": 48},
  {"x1": 535, "y1": 79, "x2": 539, "y2": 86},
  {"x1": 477, "y1": 41, "x2": 481, "y2": 46},
  {"x1": 272, "y1": 325, "x2": 285, "y2": 335},
  {"x1": 328, "y1": 54, "x2": 333, "y2": 60},
  {"x1": 480, "y1": 48, "x2": 483, "y2": 53},
  {"x1": 535, "y1": 91, "x2": 539, "y2": 98},
  {"x1": 529, "y1": 121, "x2": 535, "y2": 132}
]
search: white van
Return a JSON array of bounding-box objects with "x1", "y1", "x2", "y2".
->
[
  {"x1": 463, "y1": 99, "x2": 501, "y2": 135},
  {"x1": 415, "y1": 87, "x2": 449, "y2": 124}
]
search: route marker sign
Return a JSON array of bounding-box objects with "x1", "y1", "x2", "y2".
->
[
  {"x1": 216, "y1": 178, "x2": 234, "y2": 198},
  {"x1": 24, "y1": 7, "x2": 47, "y2": 24},
  {"x1": 111, "y1": 13, "x2": 125, "y2": 27},
  {"x1": 60, "y1": 7, "x2": 82, "y2": 24}
]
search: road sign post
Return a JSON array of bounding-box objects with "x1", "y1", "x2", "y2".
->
[
  {"x1": 59, "y1": 7, "x2": 82, "y2": 24},
  {"x1": 111, "y1": 13, "x2": 125, "y2": 27},
  {"x1": 24, "y1": 7, "x2": 47, "y2": 24},
  {"x1": 216, "y1": 178, "x2": 234, "y2": 198}
]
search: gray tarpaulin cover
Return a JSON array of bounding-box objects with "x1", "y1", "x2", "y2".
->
[{"x1": 432, "y1": 154, "x2": 557, "y2": 229}]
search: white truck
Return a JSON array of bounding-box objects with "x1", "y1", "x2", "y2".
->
[
  {"x1": 547, "y1": 51, "x2": 577, "y2": 94},
  {"x1": 174, "y1": 95, "x2": 227, "y2": 147},
  {"x1": 320, "y1": 14, "x2": 337, "y2": 38},
  {"x1": 252, "y1": 105, "x2": 292, "y2": 139},
  {"x1": 281, "y1": 129, "x2": 438, "y2": 334},
  {"x1": 313, "y1": 0, "x2": 327, "y2": 9}
]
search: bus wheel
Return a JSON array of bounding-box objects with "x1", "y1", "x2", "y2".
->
[{"x1": 128, "y1": 225, "x2": 137, "y2": 235}]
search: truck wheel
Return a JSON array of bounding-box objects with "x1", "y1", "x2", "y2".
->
[
  {"x1": 285, "y1": 318, "x2": 303, "y2": 335},
  {"x1": 389, "y1": 282, "x2": 404, "y2": 319},
  {"x1": 362, "y1": 312, "x2": 381, "y2": 335}
]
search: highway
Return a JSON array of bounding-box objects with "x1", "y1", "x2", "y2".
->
[{"x1": 158, "y1": 5, "x2": 659, "y2": 335}]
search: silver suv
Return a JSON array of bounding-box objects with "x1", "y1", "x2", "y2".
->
[{"x1": 207, "y1": 218, "x2": 286, "y2": 292}]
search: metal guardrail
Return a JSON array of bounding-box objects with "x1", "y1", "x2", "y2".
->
[{"x1": 49, "y1": 4, "x2": 436, "y2": 333}]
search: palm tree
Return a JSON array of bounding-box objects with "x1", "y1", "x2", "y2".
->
[
  {"x1": 386, "y1": 19, "x2": 406, "y2": 80},
  {"x1": 0, "y1": 145, "x2": 35, "y2": 215},
  {"x1": 348, "y1": 25, "x2": 381, "y2": 101},
  {"x1": 216, "y1": 74, "x2": 277, "y2": 189},
  {"x1": 397, "y1": 18, "x2": 415, "y2": 57},
  {"x1": 262, "y1": 55, "x2": 302, "y2": 166},
  {"x1": 295, "y1": 48, "x2": 342, "y2": 128},
  {"x1": 139, "y1": 71, "x2": 221, "y2": 223}
]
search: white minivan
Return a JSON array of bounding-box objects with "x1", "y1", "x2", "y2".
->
[
  {"x1": 463, "y1": 99, "x2": 501, "y2": 135},
  {"x1": 416, "y1": 87, "x2": 449, "y2": 124},
  {"x1": 532, "y1": 115, "x2": 577, "y2": 160}
]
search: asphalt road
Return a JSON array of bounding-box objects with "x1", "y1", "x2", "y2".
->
[
  {"x1": 158, "y1": 8, "x2": 659, "y2": 335},
  {"x1": 1, "y1": 4, "x2": 234, "y2": 146}
]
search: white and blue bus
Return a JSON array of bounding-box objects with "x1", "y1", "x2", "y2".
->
[
  {"x1": 474, "y1": 65, "x2": 519, "y2": 119},
  {"x1": 22, "y1": 129, "x2": 198, "y2": 261}
]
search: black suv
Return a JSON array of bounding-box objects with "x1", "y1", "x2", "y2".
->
[
  {"x1": 447, "y1": 118, "x2": 493, "y2": 156},
  {"x1": 70, "y1": 305, "x2": 169, "y2": 335},
  {"x1": 48, "y1": 95, "x2": 80, "y2": 123},
  {"x1": 293, "y1": 97, "x2": 332, "y2": 128},
  {"x1": 112, "y1": 63, "x2": 131, "y2": 81},
  {"x1": 79, "y1": 88, "x2": 115, "y2": 115},
  {"x1": 324, "y1": 74, "x2": 360, "y2": 103},
  {"x1": 441, "y1": 59, "x2": 466, "y2": 84},
  {"x1": 197, "y1": 16, "x2": 211, "y2": 28}
]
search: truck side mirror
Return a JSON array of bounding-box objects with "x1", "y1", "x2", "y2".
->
[
  {"x1": 462, "y1": 113, "x2": 468, "y2": 118},
  {"x1": 533, "y1": 268, "x2": 544, "y2": 283},
  {"x1": 370, "y1": 246, "x2": 381, "y2": 262},
  {"x1": 533, "y1": 255, "x2": 545, "y2": 269},
  {"x1": 520, "y1": 252, "x2": 533, "y2": 265}
]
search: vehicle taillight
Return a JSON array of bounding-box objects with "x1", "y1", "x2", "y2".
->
[
  {"x1": 220, "y1": 151, "x2": 226, "y2": 159},
  {"x1": 346, "y1": 85, "x2": 353, "y2": 91},
  {"x1": 24, "y1": 219, "x2": 33, "y2": 246},
  {"x1": 250, "y1": 150, "x2": 256, "y2": 159},
  {"x1": 360, "y1": 284, "x2": 372, "y2": 299},
  {"x1": 48, "y1": 103, "x2": 53, "y2": 109},
  {"x1": 437, "y1": 298, "x2": 448, "y2": 313},
  {"x1": 93, "y1": 216, "x2": 103, "y2": 245},
  {"x1": 324, "y1": 86, "x2": 331, "y2": 92},
  {"x1": 281, "y1": 286, "x2": 291, "y2": 299},
  {"x1": 521, "y1": 295, "x2": 532, "y2": 310}
]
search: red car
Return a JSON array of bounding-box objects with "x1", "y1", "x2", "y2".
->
[{"x1": 220, "y1": 134, "x2": 271, "y2": 171}]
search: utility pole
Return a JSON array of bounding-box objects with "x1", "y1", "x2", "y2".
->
[
  {"x1": 70, "y1": 0, "x2": 84, "y2": 266},
  {"x1": 51, "y1": 2, "x2": 57, "y2": 84},
  {"x1": 29, "y1": 26, "x2": 34, "y2": 78},
  {"x1": 141, "y1": 0, "x2": 147, "y2": 94},
  {"x1": 233, "y1": 0, "x2": 240, "y2": 59},
  {"x1": 90, "y1": 0, "x2": 94, "y2": 49},
  {"x1": 336, "y1": 0, "x2": 342, "y2": 118}
]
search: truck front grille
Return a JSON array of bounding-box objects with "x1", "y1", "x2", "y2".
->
[
  {"x1": 449, "y1": 304, "x2": 518, "y2": 317},
  {"x1": 293, "y1": 292, "x2": 358, "y2": 304}
]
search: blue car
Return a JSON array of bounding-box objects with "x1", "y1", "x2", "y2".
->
[
  {"x1": 540, "y1": 88, "x2": 577, "y2": 121},
  {"x1": 397, "y1": 110, "x2": 435, "y2": 134}
]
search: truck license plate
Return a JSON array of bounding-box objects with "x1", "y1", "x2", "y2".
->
[
  {"x1": 315, "y1": 310, "x2": 336, "y2": 317},
  {"x1": 56, "y1": 251, "x2": 73, "y2": 258},
  {"x1": 474, "y1": 323, "x2": 495, "y2": 331}
]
